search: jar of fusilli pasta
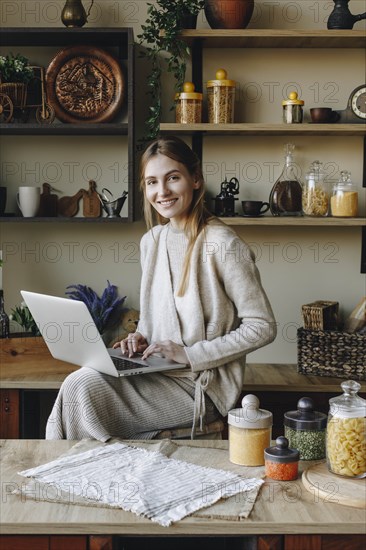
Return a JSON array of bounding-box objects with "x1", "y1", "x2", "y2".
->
[{"x1": 326, "y1": 380, "x2": 366, "y2": 478}]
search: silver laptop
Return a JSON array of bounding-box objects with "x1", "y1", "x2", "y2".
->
[{"x1": 21, "y1": 290, "x2": 187, "y2": 377}]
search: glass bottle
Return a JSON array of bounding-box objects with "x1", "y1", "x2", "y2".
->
[
  {"x1": 269, "y1": 143, "x2": 303, "y2": 216},
  {"x1": 0, "y1": 289, "x2": 10, "y2": 338},
  {"x1": 302, "y1": 160, "x2": 329, "y2": 217},
  {"x1": 326, "y1": 380, "x2": 366, "y2": 478},
  {"x1": 330, "y1": 170, "x2": 358, "y2": 217}
]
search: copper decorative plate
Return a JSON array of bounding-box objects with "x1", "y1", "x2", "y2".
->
[{"x1": 46, "y1": 45, "x2": 125, "y2": 123}]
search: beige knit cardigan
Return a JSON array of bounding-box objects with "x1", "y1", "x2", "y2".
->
[{"x1": 136, "y1": 219, "x2": 277, "y2": 423}]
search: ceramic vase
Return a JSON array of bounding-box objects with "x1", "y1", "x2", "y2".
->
[{"x1": 204, "y1": 0, "x2": 254, "y2": 29}]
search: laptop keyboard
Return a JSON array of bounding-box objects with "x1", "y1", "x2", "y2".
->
[{"x1": 111, "y1": 355, "x2": 147, "y2": 371}]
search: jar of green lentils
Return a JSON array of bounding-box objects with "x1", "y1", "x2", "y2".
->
[{"x1": 284, "y1": 397, "x2": 327, "y2": 460}]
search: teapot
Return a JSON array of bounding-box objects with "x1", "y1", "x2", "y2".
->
[
  {"x1": 327, "y1": 0, "x2": 366, "y2": 29},
  {"x1": 98, "y1": 188, "x2": 128, "y2": 218}
]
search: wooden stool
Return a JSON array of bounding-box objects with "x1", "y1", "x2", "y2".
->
[{"x1": 155, "y1": 419, "x2": 225, "y2": 440}]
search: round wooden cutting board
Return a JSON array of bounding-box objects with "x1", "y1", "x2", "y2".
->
[{"x1": 302, "y1": 462, "x2": 366, "y2": 509}]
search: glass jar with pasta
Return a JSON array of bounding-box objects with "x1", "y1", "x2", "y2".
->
[
  {"x1": 302, "y1": 160, "x2": 329, "y2": 217},
  {"x1": 326, "y1": 380, "x2": 366, "y2": 478}
]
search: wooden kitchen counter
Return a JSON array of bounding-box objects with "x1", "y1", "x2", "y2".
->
[
  {"x1": 1, "y1": 337, "x2": 365, "y2": 439},
  {"x1": 0, "y1": 438, "x2": 365, "y2": 550},
  {"x1": 1, "y1": 336, "x2": 364, "y2": 392}
]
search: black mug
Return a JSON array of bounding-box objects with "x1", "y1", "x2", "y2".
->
[{"x1": 242, "y1": 200, "x2": 270, "y2": 216}]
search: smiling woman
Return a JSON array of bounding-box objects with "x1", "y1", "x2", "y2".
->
[
  {"x1": 46, "y1": 136, "x2": 276, "y2": 442},
  {"x1": 144, "y1": 156, "x2": 200, "y2": 231}
]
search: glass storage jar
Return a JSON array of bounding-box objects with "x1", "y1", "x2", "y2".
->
[
  {"x1": 264, "y1": 436, "x2": 300, "y2": 480},
  {"x1": 302, "y1": 160, "x2": 329, "y2": 217},
  {"x1": 282, "y1": 91, "x2": 304, "y2": 124},
  {"x1": 175, "y1": 82, "x2": 202, "y2": 124},
  {"x1": 228, "y1": 394, "x2": 272, "y2": 466},
  {"x1": 326, "y1": 380, "x2": 366, "y2": 478},
  {"x1": 284, "y1": 397, "x2": 327, "y2": 460},
  {"x1": 330, "y1": 170, "x2": 358, "y2": 217},
  {"x1": 207, "y1": 68, "x2": 236, "y2": 123}
]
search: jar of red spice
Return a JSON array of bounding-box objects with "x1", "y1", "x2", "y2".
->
[{"x1": 264, "y1": 436, "x2": 300, "y2": 481}]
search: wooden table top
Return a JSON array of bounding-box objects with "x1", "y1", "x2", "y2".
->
[
  {"x1": 1, "y1": 337, "x2": 365, "y2": 392},
  {"x1": 1, "y1": 439, "x2": 365, "y2": 536}
]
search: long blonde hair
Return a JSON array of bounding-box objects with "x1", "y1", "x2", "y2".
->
[{"x1": 139, "y1": 136, "x2": 213, "y2": 296}]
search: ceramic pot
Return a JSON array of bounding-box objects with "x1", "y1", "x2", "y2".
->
[
  {"x1": 179, "y1": 9, "x2": 198, "y2": 29},
  {"x1": 205, "y1": 0, "x2": 254, "y2": 29}
]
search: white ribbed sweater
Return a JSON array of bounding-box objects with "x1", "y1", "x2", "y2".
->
[{"x1": 137, "y1": 219, "x2": 277, "y2": 417}]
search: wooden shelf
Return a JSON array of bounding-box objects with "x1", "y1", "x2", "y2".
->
[
  {"x1": 0, "y1": 27, "x2": 133, "y2": 50},
  {"x1": 0, "y1": 123, "x2": 129, "y2": 136},
  {"x1": 178, "y1": 29, "x2": 366, "y2": 49},
  {"x1": 160, "y1": 123, "x2": 366, "y2": 136},
  {"x1": 0, "y1": 216, "x2": 129, "y2": 223},
  {"x1": 220, "y1": 217, "x2": 365, "y2": 226}
]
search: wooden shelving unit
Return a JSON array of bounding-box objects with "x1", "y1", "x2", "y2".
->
[
  {"x1": 164, "y1": 28, "x2": 366, "y2": 269},
  {"x1": 0, "y1": 27, "x2": 135, "y2": 221}
]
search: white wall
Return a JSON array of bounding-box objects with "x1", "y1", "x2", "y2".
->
[{"x1": 1, "y1": 1, "x2": 365, "y2": 364}]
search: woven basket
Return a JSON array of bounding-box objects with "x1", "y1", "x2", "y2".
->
[
  {"x1": 0, "y1": 82, "x2": 27, "y2": 109},
  {"x1": 297, "y1": 328, "x2": 366, "y2": 381},
  {"x1": 301, "y1": 301, "x2": 339, "y2": 330}
]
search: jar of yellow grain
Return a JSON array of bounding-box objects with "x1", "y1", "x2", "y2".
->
[
  {"x1": 175, "y1": 82, "x2": 203, "y2": 124},
  {"x1": 206, "y1": 68, "x2": 236, "y2": 123},
  {"x1": 330, "y1": 170, "x2": 358, "y2": 217},
  {"x1": 228, "y1": 394, "x2": 273, "y2": 466}
]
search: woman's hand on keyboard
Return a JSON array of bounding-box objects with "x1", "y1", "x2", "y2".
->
[
  {"x1": 141, "y1": 340, "x2": 189, "y2": 365},
  {"x1": 113, "y1": 332, "x2": 148, "y2": 357}
]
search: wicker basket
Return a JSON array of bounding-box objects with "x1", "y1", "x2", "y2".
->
[
  {"x1": 0, "y1": 82, "x2": 27, "y2": 109},
  {"x1": 301, "y1": 300, "x2": 339, "y2": 330},
  {"x1": 297, "y1": 328, "x2": 366, "y2": 381}
]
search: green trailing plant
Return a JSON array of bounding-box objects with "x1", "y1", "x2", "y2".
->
[
  {"x1": 9, "y1": 302, "x2": 41, "y2": 336},
  {"x1": 0, "y1": 53, "x2": 34, "y2": 84},
  {"x1": 65, "y1": 281, "x2": 126, "y2": 334},
  {"x1": 138, "y1": 0, "x2": 205, "y2": 140}
]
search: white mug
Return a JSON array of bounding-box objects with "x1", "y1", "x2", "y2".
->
[{"x1": 16, "y1": 186, "x2": 40, "y2": 217}]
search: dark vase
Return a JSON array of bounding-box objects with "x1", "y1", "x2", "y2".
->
[
  {"x1": 61, "y1": 0, "x2": 87, "y2": 27},
  {"x1": 179, "y1": 9, "x2": 198, "y2": 29},
  {"x1": 204, "y1": 0, "x2": 254, "y2": 29}
]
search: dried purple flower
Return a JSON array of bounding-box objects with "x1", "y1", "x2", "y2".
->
[{"x1": 65, "y1": 280, "x2": 126, "y2": 334}]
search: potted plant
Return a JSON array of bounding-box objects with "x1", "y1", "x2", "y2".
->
[
  {"x1": 9, "y1": 301, "x2": 41, "y2": 336},
  {"x1": 138, "y1": 0, "x2": 205, "y2": 140},
  {"x1": 0, "y1": 53, "x2": 34, "y2": 113}
]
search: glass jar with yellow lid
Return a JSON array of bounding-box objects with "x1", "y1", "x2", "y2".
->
[
  {"x1": 207, "y1": 68, "x2": 236, "y2": 123},
  {"x1": 282, "y1": 91, "x2": 304, "y2": 124},
  {"x1": 175, "y1": 82, "x2": 202, "y2": 124}
]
